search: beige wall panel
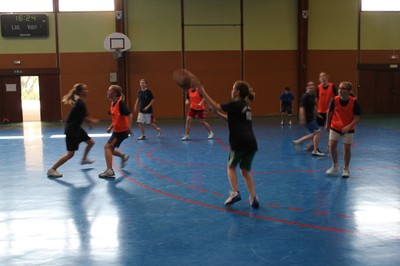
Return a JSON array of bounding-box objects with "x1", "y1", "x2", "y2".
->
[
  {"x1": 58, "y1": 12, "x2": 115, "y2": 53},
  {"x1": 127, "y1": 0, "x2": 181, "y2": 52},
  {"x1": 244, "y1": 0, "x2": 297, "y2": 50},
  {"x1": 361, "y1": 12, "x2": 400, "y2": 50},
  {"x1": 309, "y1": 0, "x2": 358, "y2": 50}
]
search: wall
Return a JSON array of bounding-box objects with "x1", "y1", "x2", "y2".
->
[
  {"x1": 1, "y1": 0, "x2": 400, "y2": 120},
  {"x1": 127, "y1": 0, "x2": 298, "y2": 118}
]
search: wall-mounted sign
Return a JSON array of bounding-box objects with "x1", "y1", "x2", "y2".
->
[{"x1": 1, "y1": 14, "x2": 49, "y2": 37}]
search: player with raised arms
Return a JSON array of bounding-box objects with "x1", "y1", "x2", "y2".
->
[{"x1": 173, "y1": 69, "x2": 259, "y2": 208}]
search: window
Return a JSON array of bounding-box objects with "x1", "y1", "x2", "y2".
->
[
  {"x1": 59, "y1": 0, "x2": 114, "y2": 12},
  {"x1": 0, "y1": 0, "x2": 53, "y2": 12},
  {"x1": 362, "y1": 0, "x2": 400, "y2": 11}
]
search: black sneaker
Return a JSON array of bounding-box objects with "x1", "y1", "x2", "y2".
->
[
  {"x1": 312, "y1": 148, "x2": 325, "y2": 157},
  {"x1": 250, "y1": 195, "x2": 260, "y2": 208},
  {"x1": 224, "y1": 191, "x2": 241, "y2": 205}
]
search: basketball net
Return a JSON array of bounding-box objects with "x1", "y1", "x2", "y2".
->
[{"x1": 112, "y1": 48, "x2": 123, "y2": 59}]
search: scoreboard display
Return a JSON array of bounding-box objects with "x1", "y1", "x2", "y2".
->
[{"x1": 1, "y1": 14, "x2": 49, "y2": 37}]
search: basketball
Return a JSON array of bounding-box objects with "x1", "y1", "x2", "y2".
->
[{"x1": 172, "y1": 68, "x2": 201, "y2": 90}]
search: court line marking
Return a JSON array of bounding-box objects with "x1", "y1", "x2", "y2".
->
[
  {"x1": 116, "y1": 166, "x2": 358, "y2": 235},
  {"x1": 110, "y1": 142, "x2": 360, "y2": 234},
  {"x1": 137, "y1": 141, "x2": 357, "y2": 220}
]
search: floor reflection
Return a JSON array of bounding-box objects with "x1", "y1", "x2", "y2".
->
[{"x1": 23, "y1": 121, "x2": 43, "y2": 172}]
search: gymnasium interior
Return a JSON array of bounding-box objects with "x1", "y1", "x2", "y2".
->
[{"x1": 1, "y1": 1, "x2": 399, "y2": 265}]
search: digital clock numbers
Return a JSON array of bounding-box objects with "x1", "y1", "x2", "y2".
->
[{"x1": 1, "y1": 14, "x2": 49, "y2": 37}]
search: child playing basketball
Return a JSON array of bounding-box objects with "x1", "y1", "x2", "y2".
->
[
  {"x1": 198, "y1": 80, "x2": 259, "y2": 208},
  {"x1": 292, "y1": 81, "x2": 325, "y2": 156},
  {"x1": 134, "y1": 79, "x2": 161, "y2": 140},
  {"x1": 325, "y1": 81, "x2": 361, "y2": 178},
  {"x1": 181, "y1": 83, "x2": 214, "y2": 141},
  {"x1": 99, "y1": 85, "x2": 132, "y2": 178},
  {"x1": 47, "y1": 83, "x2": 98, "y2": 178}
]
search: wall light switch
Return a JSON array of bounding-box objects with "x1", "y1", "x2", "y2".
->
[{"x1": 110, "y1": 72, "x2": 117, "y2": 83}]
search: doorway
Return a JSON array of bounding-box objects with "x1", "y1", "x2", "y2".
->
[
  {"x1": 358, "y1": 69, "x2": 400, "y2": 114},
  {"x1": 21, "y1": 76, "x2": 41, "y2": 122}
]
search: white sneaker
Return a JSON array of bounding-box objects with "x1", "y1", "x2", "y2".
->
[
  {"x1": 181, "y1": 135, "x2": 190, "y2": 141},
  {"x1": 81, "y1": 158, "x2": 94, "y2": 165},
  {"x1": 281, "y1": 120, "x2": 284, "y2": 125},
  {"x1": 342, "y1": 168, "x2": 350, "y2": 178},
  {"x1": 208, "y1": 131, "x2": 214, "y2": 139},
  {"x1": 121, "y1": 154, "x2": 129, "y2": 168},
  {"x1": 292, "y1": 140, "x2": 301, "y2": 151},
  {"x1": 47, "y1": 168, "x2": 62, "y2": 178},
  {"x1": 137, "y1": 135, "x2": 146, "y2": 140},
  {"x1": 99, "y1": 169, "x2": 115, "y2": 178},
  {"x1": 156, "y1": 128, "x2": 161, "y2": 137},
  {"x1": 312, "y1": 148, "x2": 325, "y2": 157},
  {"x1": 326, "y1": 166, "x2": 338, "y2": 176}
]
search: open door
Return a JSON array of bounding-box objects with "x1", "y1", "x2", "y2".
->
[{"x1": 0, "y1": 76, "x2": 23, "y2": 123}]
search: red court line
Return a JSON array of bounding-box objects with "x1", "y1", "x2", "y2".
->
[
  {"x1": 134, "y1": 144, "x2": 355, "y2": 221},
  {"x1": 112, "y1": 145, "x2": 360, "y2": 234},
  {"x1": 116, "y1": 167, "x2": 358, "y2": 235}
]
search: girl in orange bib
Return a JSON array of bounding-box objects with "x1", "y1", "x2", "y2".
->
[{"x1": 325, "y1": 82, "x2": 361, "y2": 178}]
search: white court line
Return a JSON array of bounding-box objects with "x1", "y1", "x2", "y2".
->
[
  {"x1": 0, "y1": 135, "x2": 43, "y2": 140},
  {"x1": 50, "y1": 133, "x2": 112, "y2": 139},
  {"x1": 0, "y1": 134, "x2": 111, "y2": 140}
]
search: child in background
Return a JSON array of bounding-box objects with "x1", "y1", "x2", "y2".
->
[
  {"x1": 280, "y1": 86, "x2": 294, "y2": 125},
  {"x1": 134, "y1": 79, "x2": 161, "y2": 140},
  {"x1": 181, "y1": 84, "x2": 214, "y2": 141}
]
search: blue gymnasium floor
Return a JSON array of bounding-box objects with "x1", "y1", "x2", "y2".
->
[{"x1": 0, "y1": 115, "x2": 399, "y2": 266}]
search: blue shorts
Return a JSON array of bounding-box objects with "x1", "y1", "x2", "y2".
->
[{"x1": 305, "y1": 120, "x2": 321, "y2": 134}]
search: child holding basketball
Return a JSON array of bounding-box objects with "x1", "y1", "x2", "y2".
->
[
  {"x1": 198, "y1": 80, "x2": 259, "y2": 208},
  {"x1": 325, "y1": 81, "x2": 361, "y2": 178},
  {"x1": 47, "y1": 83, "x2": 98, "y2": 178},
  {"x1": 133, "y1": 79, "x2": 161, "y2": 140},
  {"x1": 181, "y1": 83, "x2": 214, "y2": 141},
  {"x1": 99, "y1": 85, "x2": 132, "y2": 178}
]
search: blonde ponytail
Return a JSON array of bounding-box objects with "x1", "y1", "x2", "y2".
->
[{"x1": 62, "y1": 83, "x2": 86, "y2": 105}]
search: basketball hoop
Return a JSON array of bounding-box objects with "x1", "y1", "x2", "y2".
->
[
  {"x1": 104, "y1": 32, "x2": 132, "y2": 59},
  {"x1": 112, "y1": 48, "x2": 123, "y2": 59}
]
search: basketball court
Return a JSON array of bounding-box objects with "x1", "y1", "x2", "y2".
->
[{"x1": 0, "y1": 115, "x2": 399, "y2": 265}]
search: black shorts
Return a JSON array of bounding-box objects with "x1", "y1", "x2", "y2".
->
[
  {"x1": 227, "y1": 150, "x2": 256, "y2": 172},
  {"x1": 281, "y1": 102, "x2": 293, "y2": 114},
  {"x1": 316, "y1": 113, "x2": 327, "y2": 126},
  {"x1": 108, "y1": 131, "x2": 130, "y2": 148},
  {"x1": 65, "y1": 128, "x2": 90, "y2": 151}
]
